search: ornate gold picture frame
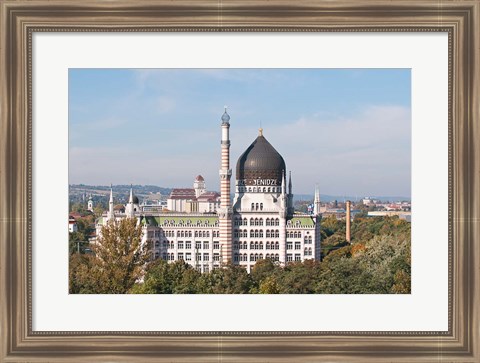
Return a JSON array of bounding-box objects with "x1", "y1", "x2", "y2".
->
[{"x1": 1, "y1": 0, "x2": 478, "y2": 361}]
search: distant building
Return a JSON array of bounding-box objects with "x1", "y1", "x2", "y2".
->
[
  {"x1": 68, "y1": 215, "x2": 78, "y2": 233},
  {"x1": 166, "y1": 175, "x2": 220, "y2": 213},
  {"x1": 368, "y1": 211, "x2": 411, "y2": 222}
]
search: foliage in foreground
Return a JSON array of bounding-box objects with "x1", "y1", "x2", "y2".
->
[
  {"x1": 70, "y1": 216, "x2": 410, "y2": 294},
  {"x1": 69, "y1": 218, "x2": 151, "y2": 294}
]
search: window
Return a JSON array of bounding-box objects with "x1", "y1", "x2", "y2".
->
[
  {"x1": 251, "y1": 203, "x2": 254, "y2": 211},
  {"x1": 275, "y1": 242, "x2": 279, "y2": 250},
  {"x1": 295, "y1": 254, "x2": 301, "y2": 261},
  {"x1": 186, "y1": 241, "x2": 192, "y2": 249},
  {"x1": 196, "y1": 253, "x2": 201, "y2": 261},
  {"x1": 178, "y1": 241, "x2": 184, "y2": 249},
  {"x1": 203, "y1": 242, "x2": 209, "y2": 250},
  {"x1": 254, "y1": 242, "x2": 259, "y2": 250},
  {"x1": 234, "y1": 254, "x2": 239, "y2": 262},
  {"x1": 275, "y1": 230, "x2": 279, "y2": 238},
  {"x1": 259, "y1": 253, "x2": 263, "y2": 260},
  {"x1": 266, "y1": 242, "x2": 270, "y2": 250},
  {"x1": 203, "y1": 265, "x2": 209, "y2": 273},
  {"x1": 266, "y1": 218, "x2": 270, "y2": 226},
  {"x1": 213, "y1": 241, "x2": 219, "y2": 249},
  {"x1": 295, "y1": 242, "x2": 301, "y2": 250},
  {"x1": 250, "y1": 230, "x2": 254, "y2": 238},
  {"x1": 195, "y1": 241, "x2": 201, "y2": 249},
  {"x1": 155, "y1": 241, "x2": 160, "y2": 248},
  {"x1": 266, "y1": 230, "x2": 271, "y2": 238},
  {"x1": 186, "y1": 252, "x2": 192, "y2": 261},
  {"x1": 203, "y1": 253, "x2": 209, "y2": 261},
  {"x1": 259, "y1": 218, "x2": 263, "y2": 226},
  {"x1": 254, "y1": 230, "x2": 259, "y2": 238},
  {"x1": 250, "y1": 254, "x2": 254, "y2": 262},
  {"x1": 213, "y1": 253, "x2": 220, "y2": 261},
  {"x1": 259, "y1": 242, "x2": 263, "y2": 249},
  {"x1": 286, "y1": 254, "x2": 293, "y2": 262},
  {"x1": 250, "y1": 242, "x2": 254, "y2": 249},
  {"x1": 275, "y1": 254, "x2": 279, "y2": 261},
  {"x1": 287, "y1": 242, "x2": 293, "y2": 250},
  {"x1": 178, "y1": 252, "x2": 184, "y2": 260},
  {"x1": 275, "y1": 218, "x2": 280, "y2": 226},
  {"x1": 260, "y1": 203, "x2": 263, "y2": 211},
  {"x1": 259, "y1": 230, "x2": 263, "y2": 238}
]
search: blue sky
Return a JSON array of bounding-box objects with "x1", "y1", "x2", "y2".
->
[{"x1": 69, "y1": 69, "x2": 411, "y2": 196}]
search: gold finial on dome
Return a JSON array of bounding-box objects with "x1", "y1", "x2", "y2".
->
[{"x1": 259, "y1": 127, "x2": 263, "y2": 136}]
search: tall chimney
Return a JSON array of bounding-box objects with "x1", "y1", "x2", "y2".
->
[{"x1": 346, "y1": 200, "x2": 351, "y2": 243}]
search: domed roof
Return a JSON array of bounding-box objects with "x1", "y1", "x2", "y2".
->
[
  {"x1": 236, "y1": 132, "x2": 286, "y2": 182},
  {"x1": 195, "y1": 175, "x2": 204, "y2": 182},
  {"x1": 221, "y1": 108, "x2": 230, "y2": 123}
]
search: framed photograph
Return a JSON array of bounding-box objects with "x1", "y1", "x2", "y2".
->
[{"x1": 1, "y1": 0, "x2": 479, "y2": 361}]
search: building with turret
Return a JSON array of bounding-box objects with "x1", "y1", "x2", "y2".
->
[{"x1": 95, "y1": 108, "x2": 321, "y2": 273}]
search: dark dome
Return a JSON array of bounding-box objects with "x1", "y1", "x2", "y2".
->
[
  {"x1": 236, "y1": 133, "x2": 286, "y2": 182},
  {"x1": 132, "y1": 195, "x2": 139, "y2": 204}
]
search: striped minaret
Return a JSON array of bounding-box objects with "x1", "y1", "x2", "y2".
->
[{"x1": 219, "y1": 107, "x2": 233, "y2": 265}]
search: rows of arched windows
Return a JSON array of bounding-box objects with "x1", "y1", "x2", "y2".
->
[
  {"x1": 194, "y1": 230, "x2": 210, "y2": 238},
  {"x1": 234, "y1": 229, "x2": 249, "y2": 238},
  {"x1": 265, "y1": 218, "x2": 280, "y2": 226},
  {"x1": 265, "y1": 230, "x2": 280, "y2": 238},
  {"x1": 178, "y1": 230, "x2": 192, "y2": 238},
  {"x1": 233, "y1": 241, "x2": 280, "y2": 250},
  {"x1": 287, "y1": 231, "x2": 302, "y2": 238},
  {"x1": 304, "y1": 247, "x2": 313, "y2": 256},
  {"x1": 234, "y1": 253, "x2": 281, "y2": 262},
  {"x1": 249, "y1": 230, "x2": 264, "y2": 238},
  {"x1": 304, "y1": 236, "x2": 313, "y2": 244},
  {"x1": 250, "y1": 203, "x2": 264, "y2": 211}
]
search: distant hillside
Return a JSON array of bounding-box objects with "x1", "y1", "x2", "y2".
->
[
  {"x1": 293, "y1": 194, "x2": 411, "y2": 203},
  {"x1": 69, "y1": 184, "x2": 410, "y2": 205}
]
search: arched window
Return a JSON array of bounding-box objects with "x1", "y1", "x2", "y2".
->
[
  {"x1": 275, "y1": 218, "x2": 279, "y2": 226},
  {"x1": 266, "y1": 253, "x2": 270, "y2": 259},
  {"x1": 249, "y1": 230, "x2": 254, "y2": 238},
  {"x1": 250, "y1": 218, "x2": 254, "y2": 225},
  {"x1": 275, "y1": 242, "x2": 279, "y2": 250},
  {"x1": 266, "y1": 230, "x2": 271, "y2": 238},
  {"x1": 250, "y1": 253, "x2": 254, "y2": 261},
  {"x1": 256, "y1": 203, "x2": 259, "y2": 210},
  {"x1": 260, "y1": 203, "x2": 263, "y2": 211},
  {"x1": 250, "y1": 242, "x2": 254, "y2": 249},
  {"x1": 259, "y1": 218, "x2": 263, "y2": 226},
  {"x1": 251, "y1": 203, "x2": 254, "y2": 211},
  {"x1": 255, "y1": 253, "x2": 259, "y2": 261},
  {"x1": 275, "y1": 230, "x2": 279, "y2": 238},
  {"x1": 266, "y1": 242, "x2": 270, "y2": 250},
  {"x1": 243, "y1": 218, "x2": 247, "y2": 225},
  {"x1": 259, "y1": 242, "x2": 263, "y2": 249},
  {"x1": 254, "y1": 230, "x2": 259, "y2": 238},
  {"x1": 266, "y1": 218, "x2": 270, "y2": 226},
  {"x1": 275, "y1": 254, "x2": 279, "y2": 261},
  {"x1": 255, "y1": 242, "x2": 259, "y2": 250},
  {"x1": 259, "y1": 230, "x2": 263, "y2": 238}
]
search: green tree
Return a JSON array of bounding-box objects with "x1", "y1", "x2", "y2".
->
[{"x1": 69, "y1": 218, "x2": 151, "y2": 294}]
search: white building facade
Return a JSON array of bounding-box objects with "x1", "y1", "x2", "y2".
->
[{"x1": 95, "y1": 109, "x2": 321, "y2": 273}]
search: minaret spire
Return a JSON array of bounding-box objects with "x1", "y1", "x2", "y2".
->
[
  {"x1": 219, "y1": 107, "x2": 233, "y2": 265},
  {"x1": 314, "y1": 184, "x2": 321, "y2": 215},
  {"x1": 127, "y1": 184, "x2": 134, "y2": 218},
  {"x1": 108, "y1": 184, "x2": 114, "y2": 220}
]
